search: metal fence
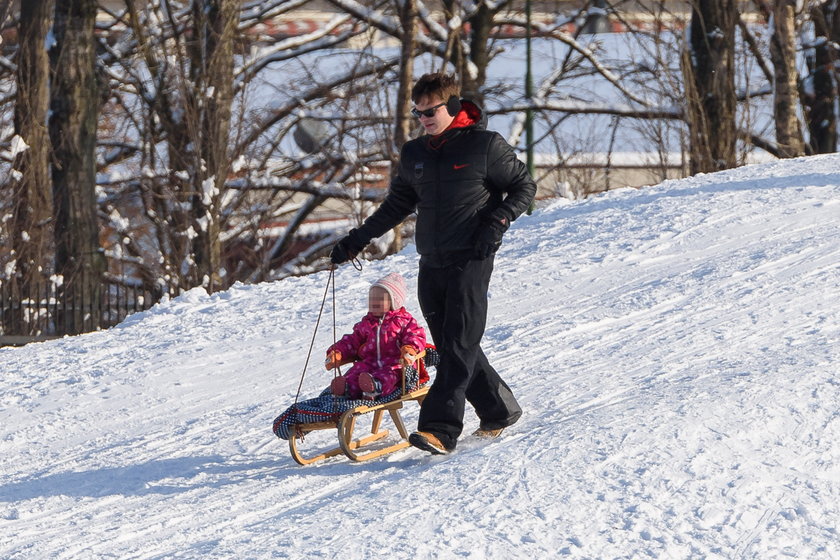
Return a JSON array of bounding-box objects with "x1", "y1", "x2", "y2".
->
[{"x1": 0, "y1": 278, "x2": 162, "y2": 344}]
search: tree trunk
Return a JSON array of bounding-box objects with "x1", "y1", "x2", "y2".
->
[
  {"x1": 464, "y1": 2, "x2": 494, "y2": 103},
  {"x1": 163, "y1": 104, "x2": 195, "y2": 294},
  {"x1": 123, "y1": 0, "x2": 190, "y2": 294},
  {"x1": 394, "y1": 0, "x2": 417, "y2": 151},
  {"x1": 682, "y1": 0, "x2": 737, "y2": 174},
  {"x1": 805, "y1": 5, "x2": 837, "y2": 154},
  {"x1": 441, "y1": 0, "x2": 499, "y2": 104},
  {"x1": 188, "y1": 0, "x2": 238, "y2": 292},
  {"x1": 8, "y1": 0, "x2": 54, "y2": 335},
  {"x1": 49, "y1": 0, "x2": 105, "y2": 334},
  {"x1": 390, "y1": 0, "x2": 418, "y2": 255},
  {"x1": 770, "y1": 0, "x2": 805, "y2": 158}
]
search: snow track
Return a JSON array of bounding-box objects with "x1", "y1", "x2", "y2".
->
[{"x1": 2, "y1": 155, "x2": 839, "y2": 558}]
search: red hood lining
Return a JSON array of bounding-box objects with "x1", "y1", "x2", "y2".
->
[
  {"x1": 446, "y1": 101, "x2": 481, "y2": 131},
  {"x1": 427, "y1": 101, "x2": 481, "y2": 149}
]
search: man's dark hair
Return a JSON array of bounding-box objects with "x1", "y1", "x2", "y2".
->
[{"x1": 411, "y1": 73, "x2": 460, "y2": 104}]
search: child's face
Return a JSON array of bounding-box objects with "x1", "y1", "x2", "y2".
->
[{"x1": 368, "y1": 286, "x2": 392, "y2": 317}]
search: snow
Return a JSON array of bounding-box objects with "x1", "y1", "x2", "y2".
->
[
  {"x1": 8, "y1": 135, "x2": 30, "y2": 158},
  {"x1": 2, "y1": 154, "x2": 839, "y2": 559}
]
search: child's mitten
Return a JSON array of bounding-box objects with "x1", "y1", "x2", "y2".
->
[
  {"x1": 401, "y1": 345, "x2": 419, "y2": 365},
  {"x1": 325, "y1": 350, "x2": 342, "y2": 370}
]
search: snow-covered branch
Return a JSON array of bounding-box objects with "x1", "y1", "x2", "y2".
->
[
  {"x1": 497, "y1": 15, "x2": 654, "y2": 107},
  {"x1": 0, "y1": 54, "x2": 14, "y2": 73},
  {"x1": 499, "y1": 99, "x2": 682, "y2": 120},
  {"x1": 325, "y1": 0, "x2": 450, "y2": 55},
  {"x1": 225, "y1": 176, "x2": 387, "y2": 203},
  {"x1": 415, "y1": 0, "x2": 449, "y2": 42},
  {"x1": 236, "y1": 15, "x2": 361, "y2": 88},
  {"x1": 235, "y1": 53, "x2": 402, "y2": 153},
  {"x1": 240, "y1": 0, "x2": 307, "y2": 26}
]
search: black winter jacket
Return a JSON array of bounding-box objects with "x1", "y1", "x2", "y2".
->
[{"x1": 356, "y1": 100, "x2": 537, "y2": 267}]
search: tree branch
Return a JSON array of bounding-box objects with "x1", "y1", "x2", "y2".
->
[{"x1": 496, "y1": 100, "x2": 682, "y2": 120}]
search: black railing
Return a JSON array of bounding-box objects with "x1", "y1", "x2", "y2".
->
[{"x1": 0, "y1": 279, "x2": 163, "y2": 344}]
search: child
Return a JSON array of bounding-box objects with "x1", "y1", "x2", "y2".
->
[{"x1": 325, "y1": 273, "x2": 426, "y2": 399}]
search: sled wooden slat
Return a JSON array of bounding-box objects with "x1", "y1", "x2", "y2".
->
[{"x1": 288, "y1": 386, "x2": 429, "y2": 465}]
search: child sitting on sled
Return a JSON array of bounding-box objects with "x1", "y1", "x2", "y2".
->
[{"x1": 325, "y1": 272, "x2": 426, "y2": 400}]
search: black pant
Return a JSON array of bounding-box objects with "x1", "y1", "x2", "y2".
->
[{"x1": 416, "y1": 256, "x2": 522, "y2": 449}]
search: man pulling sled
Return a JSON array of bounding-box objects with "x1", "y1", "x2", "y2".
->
[{"x1": 329, "y1": 72, "x2": 537, "y2": 455}]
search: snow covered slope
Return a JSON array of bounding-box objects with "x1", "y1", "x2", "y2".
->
[{"x1": 2, "y1": 155, "x2": 839, "y2": 559}]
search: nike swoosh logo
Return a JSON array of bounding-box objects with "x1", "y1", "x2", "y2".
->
[{"x1": 453, "y1": 164, "x2": 470, "y2": 170}]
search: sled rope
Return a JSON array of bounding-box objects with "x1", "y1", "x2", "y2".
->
[
  {"x1": 332, "y1": 264, "x2": 340, "y2": 379},
  {"x1": 290, "y1": 260, "x2": 364, "y2": 438},
  {"x1": 292, "y1": 266, "x2": 337, "y2": 410}
]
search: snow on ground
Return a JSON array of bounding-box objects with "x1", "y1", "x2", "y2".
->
[{"x1": 1, "y1": 155, "x2": 839, "y2": 559}]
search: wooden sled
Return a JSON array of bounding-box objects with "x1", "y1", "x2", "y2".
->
[{"x1": 288, "y1": 355, "x2": 430, "y2": 465}]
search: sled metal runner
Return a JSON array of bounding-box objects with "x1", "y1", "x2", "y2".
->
[{"x1": 288, "y1": 385, "x2": 429, "y2": 465}]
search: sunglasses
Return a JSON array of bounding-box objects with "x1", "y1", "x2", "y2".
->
[{"x1": 411, "y1": 102, "x2": 446, "y2": 119}]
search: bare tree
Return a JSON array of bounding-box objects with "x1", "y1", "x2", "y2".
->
[
  {"x1": 187, "y1": 0, "x2": 238, "y2": 291},
  {"x1": 682, "y1": 0, "x2": 738, "y2": 174},
  {"x1": 112, "y1": 0, "x2": 239, "y2": 293},
  {"x1": 6, "y1": 0, "x2": 837, "y2": 316},
  {"x1": 770, "y1": 0, "x2": 805, "y2": 157},
  {"x1": 440, "y1": 0, "x2": 505, "y2": 102},
  {"x1": 394, "y1": 0, "x2": 418, "y2": 151},
  {"x1": 49, "y1": 0, "x2": 106, "y2": 334},
  {"x1": 389, "y1": 0, "x2": 419, "y2": 254},
  {"x1": 804, "y1": 3, "x2": 838, "y2": 154},
  {"x1": 7, "y1": 0, "x2": 54, "y2": 334},
  {"x1": 94, "y1": 0, "x2": 401, "y2": 286}
]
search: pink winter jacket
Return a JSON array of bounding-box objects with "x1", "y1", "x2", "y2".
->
[{"x1": 328, "y1": 308, "x2": 426, "y2": 371}]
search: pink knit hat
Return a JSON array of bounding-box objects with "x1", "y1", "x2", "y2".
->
[{"x1": 372, "y1": 272, "x2": 407, "y2": 309}]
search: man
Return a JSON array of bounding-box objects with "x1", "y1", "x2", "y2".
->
[{"x1": 330, "y1": 73, "x2": 536, "y2": 454}]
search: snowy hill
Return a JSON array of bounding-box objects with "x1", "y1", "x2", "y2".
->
[{"x1": 2, "y1": 155, "x2": 839, "y2": 559}]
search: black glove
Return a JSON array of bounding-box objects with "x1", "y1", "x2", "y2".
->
[
  {"x1": 330, "y1": 228, "x2": 369, "y2": 264},
  {"x1": 474, "y1": 215, "x2": 510, "y2": 260}
]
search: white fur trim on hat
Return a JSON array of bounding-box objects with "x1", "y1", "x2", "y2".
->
[{"x1": 372, "y1": 272, "x2": 407, "y2": 310}]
